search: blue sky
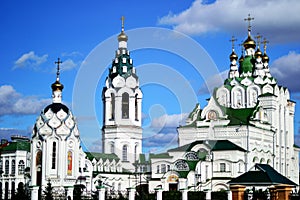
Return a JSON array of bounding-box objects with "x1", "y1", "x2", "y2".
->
[{"x1": 1, "y1": 0, "x2": 300, "y2": 154}]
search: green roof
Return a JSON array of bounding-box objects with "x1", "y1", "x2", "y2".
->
[
  {"x1": 150, "y1": 153, "x2": 173, "y2": 159},
  {"x1": 228, "y1": 164, "x2": 297, "y2": 186},
  {"x1": 168, "y1": 140, "x2": 246, "y2": 153},
  {"x1": 0, "y1": 141, "x2": 30, "y2": 152},
  {"x1": 85, "y1": 152, "x2": 120, "y2": 162},
  {"x1": 223, "y1": 107, "x2": 256, "y2": 125}
]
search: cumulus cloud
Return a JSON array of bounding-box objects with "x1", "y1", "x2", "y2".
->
[
  {"x1": 159, "y1": 0, "x2": 300, "y2": 43},
  {"x1": 270, "y1": 51, "x2": 300, "y2": 92},
  {"x1": 13, "y1": 51, "x2": 48, "y2": 69},
  {"x1": 61, "y1": 59, "x2": 77, "y2": 71},
  {"x1": 143, "y1": 127, "x2": 178, "y2": 152},
  {"x1": 0, "y1": 85, "x2": 51, "y2": 116},
  {"x1": 198, "y1": 69, "x2": 228, "y2": 94},
  {"x1": 151, "y1": 113, "x2": 188, "y2": 128}
]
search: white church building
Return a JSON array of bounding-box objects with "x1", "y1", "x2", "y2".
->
[{"x1": 0, "y1": 16, "x2": 298, "y2": 199}]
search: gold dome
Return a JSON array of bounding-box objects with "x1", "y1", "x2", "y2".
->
[
  {"x1": 243, "y1": 35, "x2": 256, "y2": 49},
  {"x1": 230, "y1": 51, "x2": 238, "y2": 60},
  {"x1": 118, "y1": 31, "x2": 128, "y2": 42},
  {"x1": 51, "y1": 80, "x2": 64, "y2": 91},
  {"x1": 262, "y1": 53, "x2": 269, "y2": 62},
  {"x1": 255, "y1": 48, "x2": 262, "y2": 58}
]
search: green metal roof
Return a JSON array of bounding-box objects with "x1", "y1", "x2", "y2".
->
[
  {"x1": 239, "y1": 56, "x2": 255, "y2": 74},
  {"x1": 85, "y1": 152, "x2": 120, "y2": 162},
  {"x1": 228, "y1": 164, "x2": 297, "y2": 186},
  {"x1": 223, "y1": 106, "x2": 256, "y2": 125},
  {"x1": 0, "y1": 141, "x2": 30, "y2": 152},
  {"x1": 149, "y1": 153, "x2": 173, "y2": 159},
  {"x1": 168, "y1": 140, "x2": 246, "y2": 153}
]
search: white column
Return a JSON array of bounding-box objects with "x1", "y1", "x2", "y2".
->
[
  {"x1": 178, "y1": 178, "x2": 187, "y2": 190},
  {"x1": 155, "y1": 188, "x2": 163, "y2": 200},
  {"x1": 206, "y1": 189, "x2": 211, "y2": 200},
  {"x1": 64, "y1": 186, "x2": 74, "y2": 200},
  {"x1": 30, "y1": 186, "x2": 39, "y2": 200},
  {"x1": 227, "y1": 190, "x2": 232, "y2": 200},
  {"x1": 127, "y1": 187, "x2": 136, "y2": 200},
  {"x1": 181, "y1": 188, "x2": 188, "y2": 200},
  {"x1": 98, "y1": 186, "x2": 106, "y2": 200}
]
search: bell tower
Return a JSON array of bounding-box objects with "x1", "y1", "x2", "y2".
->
[{"x1": 102, "y1": 17, "x2": 143, "y2": 171}]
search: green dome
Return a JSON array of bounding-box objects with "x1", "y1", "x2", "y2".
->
[{"x1": 239, "y1": 56, "x2": 255, "y2": 74}]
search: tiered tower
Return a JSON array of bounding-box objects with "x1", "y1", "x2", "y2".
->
[{"x1": 102, "y1": 17, "x2": 143, "y2": 171}]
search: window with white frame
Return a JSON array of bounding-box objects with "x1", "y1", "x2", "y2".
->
[
  {"x1": 5, "y1": 160, "x2": 9, "y2": 174},
  {"x1": 18, "y1": 160, "x2": 25, "y2": 175},
  {"x1": 220, "y1": 163, "x2": 226, "y2": 172},
  {"x1": 11, "y1": 160, "x2": 15, "y2": 175}
]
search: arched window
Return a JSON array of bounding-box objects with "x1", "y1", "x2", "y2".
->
[
  {"x1": 122, "y1": 93, "x2": 129, "y2": 119},
  {"x1": 161, "y1": 164, "x2": 166, "y2": 173},
  {"x1": 11, "y1": 182, "x2": 15, "y2": 199},
  {"x1": 0, "y1": 159, "x2": 3, "y2": 172},
  {"x1": 52, "y1": 142, "x2": 57, "y2": 169},
  {"x1": 11, "y1": 160, "x2": 15, "y2": 175},
  {"x1": 134, "y1": 144, "x2": 137, "y2": 161},
  {"x1": 5, "y1": 160, "x2": 9, "y2": 174},
  {"x1": 156, "y1": 165, "x2": 160, "y2": 174},
  {"x1": 110, "y1": 93, "x2": 115, "y2": 120},
  {"x1": 67, "y1": 151, "x2": 72, "y2": 176},
  {"x1": 18, "y1": 160, "x2": 25, "y2": 175},
  {"x1": 122, "y1": 145, "x2": 128, "y2": 161},
  {"x1": 110, "y1": 143, "x2": 115, "y2": 154},
  {"x1": 135, "y1": 94, "x2": 138, "y2": 121}
]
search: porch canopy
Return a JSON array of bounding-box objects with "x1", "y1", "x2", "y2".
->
[{"x1": 228, "y1": 164, "x2": 297, "y2": 186}]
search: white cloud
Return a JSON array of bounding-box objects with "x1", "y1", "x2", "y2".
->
[
  {"x1": 159, "y1": 0, "x2": 300, "y2": 43},
  {"x1": 0, "y1": 85, "x2": 51, "y2": 116},
  {"x1": 13, "y1": 51, "x2": 48, "y2": 69},
  {"x1": 61, "y1": 59, "x2": 77, "y2": 71},
  {"x1": 270, "y1": 51, "x2": 300, "y2": 92},
  {"x1": 151, "y1": 113, "x2": 188, "y2": 128},
  {"x1": 198, "y1": 69, "x2": 228, "y2": 94}
]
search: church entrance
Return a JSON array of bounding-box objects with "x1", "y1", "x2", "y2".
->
[{"x1": 169, "y1": 183, "x2": 178, "y2": 191}]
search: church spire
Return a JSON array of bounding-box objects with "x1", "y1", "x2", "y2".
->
[
  {"x1": 118, "y1": 16, "x2": 128, "y2": 49},
  {"x1": 51, "y1": 58, "x2": 64, "y2": 103}
]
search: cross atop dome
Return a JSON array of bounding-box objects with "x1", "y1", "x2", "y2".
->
[
  {"x1": 255, "y1": 33, "x2": 262, "y2": 49},
  {"x1": 229, "y1": 36, "x2": 237, "y2": 52},
  {"x1": 55, "y1": 58, "x2": 62, "y2": 81},
  {"x1": 263, "y1": 38, "x2": 269, "y2": 53},
  {"x1": 244, "y1": 14, "x2": 254, "y2": 36}
]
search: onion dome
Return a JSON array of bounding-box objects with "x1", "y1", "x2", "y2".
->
[
  {"x1": 51, "y1": 80, "x2": 64, "y2": 91},
  {"x1": 118, "y1": 31, "x2": 128, "y2": 42},
  {"x1": 255, "y1": 48, "x2": 263, "y2": 58},
  {"x1": 262, "y1": 53, "x2": 269, "y2": 62},
  {"x1": 243, "y1": 35, "x2": 256, "y2": 49},
  {"x1": 230, "y1": 51, "x2": 238, "y2": 61}
]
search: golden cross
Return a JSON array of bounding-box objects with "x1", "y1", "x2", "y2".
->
[
  {"x1": 55, "y1": 58, "x2": 62, "y2": 80},
  {"x1": 229, "y1": 36, "x2": 237, "y2": 51},
  {"x1": 121, "y1": 16, "x2": 125, "y2": 31},
  {"x1": 244, "y1": 14, "x2": 254, "y2": 33},
  {"x1": 255, "y1": 33, "x2": 262, "y2": 48},
  {"x1": 263, "y1": 38, "x2": 269, "y2": 53}
]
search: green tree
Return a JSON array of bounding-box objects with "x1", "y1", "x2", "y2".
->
[
  {"x1": 14, "y1": 182, "x2": 30, "y2": 200},
  {"x1": 43, "y1": 179, "x2": 54, "y2": 200}
]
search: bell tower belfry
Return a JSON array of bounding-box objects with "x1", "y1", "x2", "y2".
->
[{"x1": 102, "y1": 17, "x2": 143, "y2": 171}]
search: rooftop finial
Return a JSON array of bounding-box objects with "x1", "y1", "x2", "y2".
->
[
  {"x1": 244, "y1": 14, "x2": 254, "y2": 36},
  {"x1": 121, "y1": 16, "x2": 125, "y2": 32},
  {"x1": 263, "y1": 38, "x2": 269, "y2": 53},
  {"x1": 229, "y1": 36, "x2": 237, "y2": 52},
  {"x1": 55, "y1": 58, "x2": 62, "y2": 81},
  {"x1": 255, "y1": 33, "x2": 262, "y2": 49}
]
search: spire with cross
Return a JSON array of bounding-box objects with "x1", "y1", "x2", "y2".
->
[
  {"x1": 255, "y1": 33, "x2": 262, "y2": 49},
  {"x1": 263, "y1": 38, "x2": 269, "y2": 53},
  {"x1": 55, "y1": 58, "x2": 62, "y2": 81},
  {"x1": 121, "y1": 16, "x2": 125, "y2": 32},
  {"x1": 229, "y1": 36, "x2": 237, "y2": 52},
  {"x1": 244, "y1": 14, "x2": 254, "y2": 36}
]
